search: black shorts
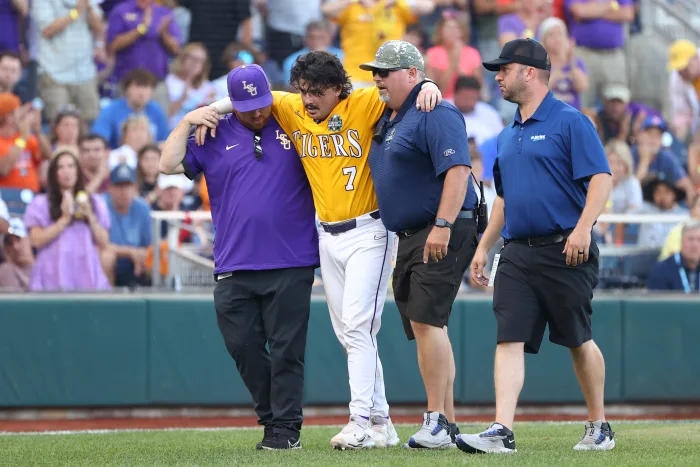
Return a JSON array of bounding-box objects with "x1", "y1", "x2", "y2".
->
[
  {"x1": 393, "y1": 218, "x2": 478, "y2": 340},
  {"x1": 492, "y1": 237, "x2": 600, "y2": 354}
]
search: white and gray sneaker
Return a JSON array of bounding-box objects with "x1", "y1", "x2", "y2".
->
[
  {"x1": 402, "y1": 411, "x2": 453, "y2": 449},
  {"x1": 573, "y1": 420, "x2": 616, "y2": 451},
  {"x1": 371, "y1": 415, "x2": 400, "y2": 447},
  {"x1": 330, "y1": 415, "x2": 375, "y2": 450},
  {"x1": 456, "y1": 422, "x2": 517, "y2": 454}
]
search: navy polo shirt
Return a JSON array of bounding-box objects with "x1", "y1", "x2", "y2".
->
[
  {"x1": 369, "y1": 85, "x2": 478, "y2": 233},
  {"x1": 494, "y1": 92, "x2": 610, "y2": 239}
]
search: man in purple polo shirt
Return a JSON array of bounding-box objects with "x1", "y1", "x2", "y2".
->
[
  {"x1": 159, "y1": 64, "x2": 319, "y2": 451},
  {"x1": 565, "y1": 0, "x2": 634, "y2": 108},
  {"x1": 107, "y1": 0, "x2": 182, "y2": 111}
]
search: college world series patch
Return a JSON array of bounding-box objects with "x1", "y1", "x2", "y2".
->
[{"x1": 328, "y1": 114, "x2": 343, "y2": 132}]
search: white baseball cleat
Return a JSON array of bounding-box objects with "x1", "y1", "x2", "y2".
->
[
  {"x1": 402, "y1": 411, "x2": 453, "y2": 449},
  {"x1": 573, "y1": 420, "x2": 616, "y2": 451},
  {"x1": 371, "y1": 415, "x2": 400, "y2": 448},
  {"x1": 330, "y1": 415, "x2": 376, "y2": 450}
]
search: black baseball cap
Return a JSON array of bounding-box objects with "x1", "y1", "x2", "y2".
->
[{"x1": 482, "y1": 39, "x2": 551, "y2": 72}]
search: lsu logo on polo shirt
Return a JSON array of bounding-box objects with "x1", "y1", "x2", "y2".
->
[{"x1": 270, "y1": 88, "x2": 386, "y2": 223}]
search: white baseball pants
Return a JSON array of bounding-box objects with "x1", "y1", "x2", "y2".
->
[{"x1": 318, "y1": 213, "x2": 395, "y2": 419}]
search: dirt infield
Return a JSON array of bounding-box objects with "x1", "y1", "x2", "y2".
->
[{"x1": 2, "y1": 405, "x2": 700, "y2": 433}]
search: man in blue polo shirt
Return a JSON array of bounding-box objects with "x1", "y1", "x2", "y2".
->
[
  {"x1": 159, "y1": 64, "x2": 319, "y2": 450},
  {"x1": 364, "y1": 40, "x2": 479, "y2": 450},
  {"x1": 459, "y1": 39, "x2": 615, "y2": 454}
]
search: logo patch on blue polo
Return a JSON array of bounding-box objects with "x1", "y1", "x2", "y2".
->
[
  {"x1": 531, "y1": 135, "x2": 546, "y2": 141},
  {"x1": 444, "y1": 148, "x2": 455, "y2": 157}
]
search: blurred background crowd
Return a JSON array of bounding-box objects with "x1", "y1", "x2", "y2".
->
[{"x1": 0, "y1": 0, "x2": 699, "y2": 293}]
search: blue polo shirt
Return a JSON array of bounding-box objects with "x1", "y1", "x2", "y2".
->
[
  {"x1": 369, "y1": 85, "x2": 478, "y2": 233},
  {"x1": 494, "y1": 92, "x2": 610, "y2": 240}
]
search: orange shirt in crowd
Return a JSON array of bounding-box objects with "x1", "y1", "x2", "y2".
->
[
  {"x1": 199, "y1": 176, "x2": 210, "y2": 211},
  {"x1": 0, "y1": 134, "x2": 42, "y2": 192}
]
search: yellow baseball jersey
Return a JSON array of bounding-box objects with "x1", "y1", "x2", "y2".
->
[
  {"x1": 333, "y1": 0, "x2": 417, "y2": 84},
  {"x1": 271, "y1": 88, "x2": 385, "y2": 223}
]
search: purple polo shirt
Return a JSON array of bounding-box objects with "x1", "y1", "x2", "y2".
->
[
  {"x1": 497, "y1": 14, "x2": 541, "y2": 39},
  {"x1": 106, "y1": 0, "x2": 182, "y2": 82},
  {"x1": 565, "y1": 0, "x2": 632, "y2": 50},
  {"x1": 182, "y1": 115, "x2": 319, "y2": 274},
  {"x1": 551, "y1": 58, "x2": 587, "y2": 110},
  {"x1": 0, "y1": 0, "x2": 21, "y2": 53}
]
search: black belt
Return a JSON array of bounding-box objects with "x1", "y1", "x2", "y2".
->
[
  {"x1": 320, "y1": 210, "x2": 381, "y2": 235},
  {"x1": 507, "y1": 229, "x2": 573, "y2": 247},
  {"x1": 398, "y1": 210, "x2": 475, "y2": 237}
]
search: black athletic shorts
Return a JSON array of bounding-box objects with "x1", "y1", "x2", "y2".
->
[
  {"x1": 393, "y1": 217, "x2": 478, "y2": 340},
  {"x1": 492, "y1": 237, "x2": 600, "y2": 354}
]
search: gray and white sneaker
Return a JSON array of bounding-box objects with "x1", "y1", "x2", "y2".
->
[
  {"x1": 402, "y1": 411, "x2": 453, "y2": 449},
  {"x1": 371, "y1": 415, "x2": 400, "y2": 447},
  {"x1": 573, "y1": 420, "x2": 615, "y2": 451},
  {"x1": 456, "y1": 422, "x2": 516, "y2": 454}
]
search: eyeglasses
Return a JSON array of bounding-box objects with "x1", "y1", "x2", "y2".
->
[
  {"x1": 253, "y1": 131, "x2": 262, "y2": 161},
  {"x1": 372, "y1": 68, "x2": 406, "y2": 78}
]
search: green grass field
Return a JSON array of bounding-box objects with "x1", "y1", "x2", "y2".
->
[{"x1": 2, "y1": 422, "x2": 699, "y2": 466}]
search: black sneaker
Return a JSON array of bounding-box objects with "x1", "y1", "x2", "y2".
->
[
  {"x1": 455, "y1": 422, "x2": 516, "y2": 454},
  {"x1": 256, "y1": 426, "x2": 273, "y2": 450},
  {"x1": 449, "y1": 423, "x2": 460, "y2": 444},
  {"x1": 260, "y1": 432, "x2": 302, "y2": 450}
]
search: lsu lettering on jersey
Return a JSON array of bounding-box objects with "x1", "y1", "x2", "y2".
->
[{"x1": 271, "y1": 88, "x2": 385, "y2": 223}]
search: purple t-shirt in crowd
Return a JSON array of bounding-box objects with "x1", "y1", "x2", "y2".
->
[
  {"x1": 23, "y1": 194, "x2": 112, "y2": 291},
  {"x1": 497, "y1": 14, "x2": 540, "y2": 39},
  {"x1": 106, "y1": 0, "x2": 182, "y2": 82},
  {"x1": 565, "y1": 0, "x2": 633, "y2": 50},
  {"x1": 551, "y1": 58, "x2": 587, "y2": 110},
  {"x1": 182, "y1": 115, "x2": 319, "y2": 274},
  {"x1": 0, "y1": 0, "x2": 21, "y2": 53}
]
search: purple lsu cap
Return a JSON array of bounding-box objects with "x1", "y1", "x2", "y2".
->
[{"x1": 227, "y1": 64, "x2": 273, "y2": 112}]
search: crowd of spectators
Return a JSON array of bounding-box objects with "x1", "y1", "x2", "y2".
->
[{"x1": 0, "y1": 0, "x2": 699, "y2": 293}]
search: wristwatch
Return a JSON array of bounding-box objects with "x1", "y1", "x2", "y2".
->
[{"x1": 434, "y1": 218, "x2": 453, "y2": 230}]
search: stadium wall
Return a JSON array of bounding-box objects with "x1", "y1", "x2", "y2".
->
[{"x1": 0, "y1": 295, "x2": 698, "y2": 407}]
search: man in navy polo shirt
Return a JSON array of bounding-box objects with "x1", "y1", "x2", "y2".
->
[
  {"x1": 365, "y1": 40, "x2": 479, "y2": 450},
  {"x1": 459, "y1": 39, "x2": 615, "y2": 454},
  {"x1": 159, "y1": 64, "x2": 319, "y2": 450}
]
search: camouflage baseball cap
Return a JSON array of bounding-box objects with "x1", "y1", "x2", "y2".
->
[{"x1": 359, "y1": 40, "x2": 424, "y2": 72}]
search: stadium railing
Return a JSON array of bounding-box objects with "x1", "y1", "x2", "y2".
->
[{"x1": 150, "y1": 211, "x2": 693, "y2": 290}]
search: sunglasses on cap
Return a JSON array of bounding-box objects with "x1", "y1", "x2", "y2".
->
[
  {"x1": 253, "y1": 131, "x2": 263, "y2": 161},
  {"x1": 371, "y1": 67, "x2": 407, "y2": 78}
]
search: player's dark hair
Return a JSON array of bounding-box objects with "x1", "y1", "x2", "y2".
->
[{"x1": 289, "y1": 51, "x2": 353, "y2": 100}]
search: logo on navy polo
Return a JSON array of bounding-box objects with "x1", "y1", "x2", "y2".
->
[
  {"x1": 328, "y1": 114, "x2": 343, "y2": 132},
  {"x1": 276, "y1": 130, "x2": 291, "y2": 150},
  {"x1": 242, "y1": 81, "x2": 257, "y2": 96},
  {"x1": 444, "y1": 148, "x2": 456, "y2": 157},
  {"x1": 385, "y1": 128, "x2": 396, "y2": 143},
  {"x1": 531, "y1": 135, "x2": 546, "y2": 141}
]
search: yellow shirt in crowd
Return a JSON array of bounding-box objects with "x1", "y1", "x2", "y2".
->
[{"x1": 333, "y1": 0, "x2": 417, "y2": 84}]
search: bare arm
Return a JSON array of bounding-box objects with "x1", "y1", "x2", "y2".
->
[
  {"x1": 160, "y1": 106, "x2": 221, "y2": 174},
  {"x1": 108, "y1": 28, "x2": 142, "y2": 53},
  {"x1": 86, "y1": 212, "x2": 109, "y2": 248},
  {"x1": 11, "y1": 0, "x2": 28, "y2": 17},
  {"x1": 677, "y1": 176, "x2": 697, "y2": 204},
  {"x1": 569, "y1": 2, "x2": 610, "y2": 21},
  {"x1": 477, "y1": 195, "x2": 504, "y2": 253},
  {"x1": 603, "y1": 5, "x2": 634, "y2": 23},
  {"x1": 0, "y1": 147, "x2": 22, "y2": 176},
  {"x1": 689, "y1": 143, "x2": 700, "y2": 186},
  {"x1": 575, "y1": 173, "x2": 613, "y2": 231},
  {"x1": 437, "y1": 165, "x2": 470, "y2": 223},
  {"x1": 41, "y1": 14, "x2": 77, "y2": 39},
  {"x1": 570, "y1": 62, "x2": 589, "y2": 94},
  {"x1": 87, "y1": 5, "x2": 104, "y2": 35},
  {"x1": 29, "y1": 217, "x2": 71, "y2": 249},
  {"x1": 411, "y1": 0, "x2": 436, "y2": 16}
]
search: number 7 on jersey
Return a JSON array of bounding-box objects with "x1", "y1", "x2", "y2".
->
[{"x1": 343, "y1": 166, "x2": 357, "y2": 191}]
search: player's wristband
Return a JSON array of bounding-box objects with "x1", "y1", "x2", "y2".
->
[
  {"x1": 13, "y1": 138, "x2": 26, "y2": 149},
  {"x1": 137, "y1": 24, "x2": 147, "y2": 35},
  {"x1": 69, "y1": 8, "x2": 79, "y2": 20}
]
